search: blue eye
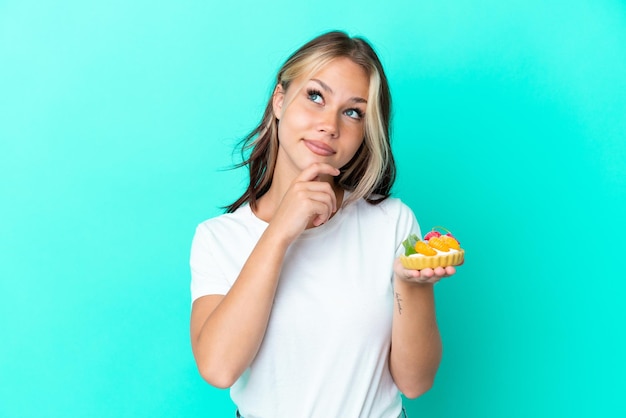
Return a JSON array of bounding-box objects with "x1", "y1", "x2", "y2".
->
[
  {"x1": 345, "y1": 108, "x2": 364, "y2": 120},
  {"x1": 307, "y1": 89, "x2": 323, "y2": 104}
]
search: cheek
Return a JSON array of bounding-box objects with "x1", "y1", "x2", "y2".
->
[
  {"x1": 291, "y1": 106, "x2": 316, "y2": 129},
  {"x1": 345, "y1": 125, "x2": 365, "y2": 150},
  {"x1": 349, "y1": 140, "x2": 365, "y2": 160},
  {"x1": 340, "y1": 131, "x2": 365, "y2": 164},
  {"x1": 278, "y1": 106, "x2": 312, "y2": 137}
]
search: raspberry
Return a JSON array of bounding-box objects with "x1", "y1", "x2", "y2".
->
[
  {"x1": 415, "y1": 241, "x2": 437, "y2": 256},
  {"x1": 440, "y1": 235, "x2": 460, "y2": 250},
  {"x1": 428, "y1": 237, "x2": 450, "y2": 252},
  {"x1": 424, "y1": 230, "x2": 442, "y2": 240}
]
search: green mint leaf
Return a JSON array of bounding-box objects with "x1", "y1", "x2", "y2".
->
[{"x1": 402, "y1": 233, "x2": 419, "y2": 256}]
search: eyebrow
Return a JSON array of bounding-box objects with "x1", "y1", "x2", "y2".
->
[{"x1": 311, "y1": 78, "x2": 367, "y2": 104}]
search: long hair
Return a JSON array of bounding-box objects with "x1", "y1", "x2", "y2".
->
[{"x1": 225, "y1": 31, "x2": 395, "y2": 213}]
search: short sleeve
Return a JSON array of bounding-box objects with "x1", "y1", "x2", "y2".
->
[
  {"x1": 190, "y1": 223, "x2": 231, "y2": 303},
  {"x1": 394, "y1": 201, "x2": 422, "y2": 258}
]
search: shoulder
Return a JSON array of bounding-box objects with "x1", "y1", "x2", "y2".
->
[
  {"x1": 196, "y1": 205, "x2": 253, "y2": 229},
  {"x1": 347, "y1": 196, "x2": 418, "y2": 233},
  {"x1": 190, "y1": 204, "x2": 265, "y2": 271},
  {"x1": 193, "y1": 205, "x2": 261, "y2": 241},
  {"x1": 352, "y1": 195, "x2": 415, "y2": 220},
  {"x1": 344, "y1": 196, "x2": 420, "y2": 253},
  {"x1": 378, "y1": 196, "x2": 414, "y2": 213}
]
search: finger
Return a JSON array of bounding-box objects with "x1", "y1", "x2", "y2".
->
[
  {"x1": 311, "y1": 209, "x2": 332, "y2": 226},
  {"x1": 306, "y1": 181, "x2": 337, "y2": 213},
  {"x1": 299, "y1": 180, "x2": 336, "y2": 192},
  {"x1": 297, "y1": 182, "x2": 337, "y2": 212},
  {"x1": 433, "y1": 266, "x2": 446, "y2": 276},
  {"x1": 420, "y1": 268, "x2": 435, "y2": 278},
  {"x1": 416, "y1": 273, "x2": 439, "y2": 285},
  {"x1": 297, "y1": 163, "x2": 341, "y2": 182},
  {"x1": 405, "y1": 268, "x2": 421, "y2": 280},
  {"x1": 306, "y1": 194, "x2": 335, "y2": 226},
  {"x1": 304, "y1": 190, "x2": 336, "y2": 213}
]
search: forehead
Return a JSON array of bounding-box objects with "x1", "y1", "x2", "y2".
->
[{"x1": 301, "y1": 57, "x2": 370, "y2": 99}]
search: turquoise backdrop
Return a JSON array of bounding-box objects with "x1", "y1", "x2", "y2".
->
[{"x1": 1, "y1": 0, "x2": 625, "y2": 417}]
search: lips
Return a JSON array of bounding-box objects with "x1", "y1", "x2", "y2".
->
[{"x1": 303, "y1": 139, "x2": 336, "y2": 156}]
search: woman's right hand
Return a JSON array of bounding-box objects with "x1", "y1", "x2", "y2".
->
[{"x1": 267, "y1": 162, "x2": 340, "y2": 245}]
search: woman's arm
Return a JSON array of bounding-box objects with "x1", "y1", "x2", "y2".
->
[
  {"x1": 190, "y1": 163, "x2": 340, "y2": 388},
  {"x1": 190, "y1": 228, "x2": 290, "y2": 388},
  {"x1": 389, "y1": 262, "x2": 454, "y2": 398}
]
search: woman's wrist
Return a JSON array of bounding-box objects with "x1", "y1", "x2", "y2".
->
[
  {"x1": 262, "y1": 223, "x2": 295, "y2": 252},
  {"x1": 394, "y1": 275, "x2": 435, "y2": 291}
]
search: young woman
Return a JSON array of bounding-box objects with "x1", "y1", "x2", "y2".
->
[{"x1": 190, "y1": 31, "x2": 457, "y2": 418}]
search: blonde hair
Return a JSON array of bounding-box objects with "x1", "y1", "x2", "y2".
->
[{"x1": 226, "y1": 31, "x2": 395, "y2": 212}]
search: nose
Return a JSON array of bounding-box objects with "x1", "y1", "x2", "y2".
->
[{"x1": 317, "y1": 110, "x2": 339, "y2": 138}]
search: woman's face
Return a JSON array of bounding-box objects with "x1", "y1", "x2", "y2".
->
[{"x1": 272, "y1": 57, "x2": 369, "y2": 177}]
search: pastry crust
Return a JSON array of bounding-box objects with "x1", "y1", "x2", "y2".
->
[{"x1": 400, "y1": 249, "x2": 465, "y2": 270}]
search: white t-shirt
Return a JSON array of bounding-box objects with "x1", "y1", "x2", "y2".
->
[{"x1": 190, "y1": 196, "x2": 420, "y2": 418}]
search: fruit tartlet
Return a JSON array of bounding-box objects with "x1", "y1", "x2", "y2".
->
[{"x1": 400, "y1": 227, "x2": 465, "y2": 270}]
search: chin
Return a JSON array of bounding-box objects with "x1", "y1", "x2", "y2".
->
[{"x1": 301, "y1": 156, "x2": 334, "y2": 169}]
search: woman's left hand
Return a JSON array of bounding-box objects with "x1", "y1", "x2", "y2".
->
[{"x1": 393, "y1": 258, "x2": 456, "y2": 285}]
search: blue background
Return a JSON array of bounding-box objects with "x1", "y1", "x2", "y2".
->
[{"x1": 1, "y1": 0, "x2": 625, "y2": 417}]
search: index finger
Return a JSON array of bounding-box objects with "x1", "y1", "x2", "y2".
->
[{"x1": 297, "y1": 163, "x2": 341, "y2": 182}]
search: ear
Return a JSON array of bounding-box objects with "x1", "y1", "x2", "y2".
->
[{"x1": 272, "y1": 84, "x2": 285, "y2": 120}]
